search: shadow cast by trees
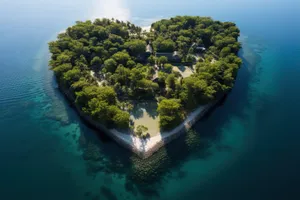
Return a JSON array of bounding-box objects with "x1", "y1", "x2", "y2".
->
[
  {"x1": 45, "y1": 14, "x2": 264, "y2": 199},
  {"x1": 130, "y1": 104, "x2": 144, "y2": 119},
  {"x1": 53, "y1": 43, "x2": 262, "y2": 199},
  {"x1": 130, "y1": 100, "x2": 158, "y2": 120},
  {"x1": 123, "y1": 45, "x2": 260, "y2": 195},
  {"x1": 143, "y1": 101, "x2": 158, "y2": 119},
  {"x1": 177, "y1": 65, "x2": 188, "y2": 72}
]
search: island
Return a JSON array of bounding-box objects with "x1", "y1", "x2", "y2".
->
[{"x1": 49, "y1": 16, "x2": 242, "y2": 158}]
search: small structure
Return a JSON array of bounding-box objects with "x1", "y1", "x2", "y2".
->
[
  {"x1": 144, "y1": 42, "x2": 153, "y2": 58},
  {"x1": 195, "y1": 46, "x2": 206, "y2": 52},
  {"x1": 156, "y1": 51, "x2": 181, "y2": 63},
  {"x1": 191, "y1": 43, "x2": 206, "y2": 53},
  {"x1": 146, "y1": 44, "x2": 153, "y2": 54},
  {"x1": 137, "y1": 43, "x2": 153, "y2": 62}
]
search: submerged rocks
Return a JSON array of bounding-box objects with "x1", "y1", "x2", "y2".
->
[
  {"x1": 128, "y1": 147, "x2": 170, "y2": 184},
  {"x1": 82, "y1": 143, "x2": 101, "y2": 161}
]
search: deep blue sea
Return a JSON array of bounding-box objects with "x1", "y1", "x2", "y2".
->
[{"x1": 1, "y1": 0, "x2": 300, "y2": 199}]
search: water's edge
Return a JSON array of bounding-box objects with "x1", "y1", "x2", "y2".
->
[{"x1": 58, "y1": 81, "x2": 225, "y2": 159}]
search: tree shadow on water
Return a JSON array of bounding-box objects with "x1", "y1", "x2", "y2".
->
[
  {"x1": 55, "y1": 43, "x2": 263, "y2": 199},
  {"x1": 92, "y1": 46, "x2": 258, "y2": 198},
  {"x1": 122, "y1": 45, "x2": 262, "y2": 196}
]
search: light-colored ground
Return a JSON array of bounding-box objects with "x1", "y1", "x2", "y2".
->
[
  {"x1": 131, "y1": 108, "x2": 160, "y2": 136},
  {"x1": 90, "y1": 70, "x2": 160, "y2": 136},
  {"x1": 111, "y1": 104, "x2": 211, "y2": 158},
  {"x1": 89, "y1": 63, "x2": 209, "y2": 157},
  {"x1": 172, "y1": 65, "x2": 194, "y2": 78},
  {"x1": 130, "y1": 101, "x2": 160, "y2": 137},
  {"x1": 90, "y1": 71, "x2": 104, "y2": 86},
  {"x1": 88, "y1": 60, "x2": 216, "y2": 158}
]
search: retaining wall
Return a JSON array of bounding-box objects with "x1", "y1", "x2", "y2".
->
[{"x1": 58, "y1": 83, "x2": 222, "y2": 159}]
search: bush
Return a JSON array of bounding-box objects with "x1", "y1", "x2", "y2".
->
[
  {"x1": 157, "y1": 99, "x2": 182, "y2": 130},
  {"x1": 163, "y1": 63, "x2": 173, "y2": 73},
  {"x1": 135, "y1": 125, "x2": 149, "y2": 138}
]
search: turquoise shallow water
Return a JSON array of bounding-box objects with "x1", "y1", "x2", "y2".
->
[{"x1": 0, "y1": 0, "x2": 300, "y2": 199}]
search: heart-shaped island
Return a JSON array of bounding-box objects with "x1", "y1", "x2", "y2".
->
[{"x1": 49, "y1": 16, "x2": 242, "y2": 158}]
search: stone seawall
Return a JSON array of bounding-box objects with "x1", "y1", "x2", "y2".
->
[
  {"x1": 58, "y1": 83, "x2": 222, "y2": 159},
  {"x1": 141, "y1": 101, "x2": 219, "y2": 159},
  {"x1": 57, "y1": 84, "x2": 143, "y2": 156}
]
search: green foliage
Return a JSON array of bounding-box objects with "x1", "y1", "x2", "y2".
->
[
  {"x1": 130, "y1": 66, "x2": 148, "y2": 84},
  {"x1": 111, "y1": 65, "x2": 131, "y2": 85},
  {"x1": 52, "y1": 63, "x2": 72, "y2": 77},
  {"x1": 154, "y1": 38, "x2": 176, "y2": 52},
  {"x1": 157, "y1": 99, "x2": 181, "y2": 115},
  {"x1": 103, "y1": 58, "x2": 117, "y2": 73},
  {"x1": 157, "y1": 99, "x2": 182, "y2": 130},
  {"x1": 135, "y1": 125, "x2": 149, "y2": 138},
  {"x1": 163, "y1": 63, "x2": 173, "y2": 73},
  {"x1": 136, "y1": 78, "x2": 159, "y2": 94},
  {"x1": 185, "y1": 54, "x2": 195, "y2": 63},
  {"x1": 157, "y1": 56, "x2": 168, "y2": 65},
  {"x1": 179, "y1": 75, "x2": 216, "y2": 109},
  {"x1": 71, "y1": 78, "x2": 90, "y2": 92},
  {"x1": 86, "y1": 98, "x2": 109, "y2": 121},
  {"x1": 152, "y1": 16, "x2": 240, "y2": 56},
  {"x1": 124, "y1": 39, "x2": 146, "y2": 56},
  {"x1": 147, "y1": 55, "x2": 156, "y2": 65},
  {"x1": 150, "y1": 16, "x2": 241, "y2": 111},
  {"x1": 91, "y1": 56, "x2": 102, "y2": 67},
  {"x1": 49, "y1": 16, "x2": 241, "y2": 132},
  {"x1": 157, "y1": 71, "x2": 168, "y2": 88},
  {"x1": 76, "y1": 86, "x2": 116, "y2": 107},
  {"x1": 166, "y1": 73, "x2": 176, "y2": 90},
  {"x1": 112, "y1": 109, "x2": 130, "y2": 129},
  {"x1": 75, "y1": 85, "x2": 129, "y2": 129},
  {"x1": 126, "y1": 60, "x2": 136, "y2": 69},
  {"x1": 220, "y1": 47, "x2": 232, "y2": 57},
  {"x1": 63, "y1": 68, "x2": 81, "y2": 85},
  {"x1": 111, "y1": 51, "x2": 131, "y2": 66}
]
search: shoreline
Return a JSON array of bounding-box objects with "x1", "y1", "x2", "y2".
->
[
  {"x1": 110, "y1": 102, "x2": 219, "y2": 158},
  {"x1": 59, "y1": 83, "x2": 222, "y2": 159}
]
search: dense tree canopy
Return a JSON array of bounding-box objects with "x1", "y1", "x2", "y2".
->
[
  {"x1": 49, "y1": 16, "x2": 241, "y2": 131},
  {"x1": 151, "y1": 16, "x2": 242, "y2": 111},
  {"x1": 124, "y1": 39, "x2": 146, "y2": 56},
  {"x1": 157, "y1": 99, "x2": 182, "y2": 130}
]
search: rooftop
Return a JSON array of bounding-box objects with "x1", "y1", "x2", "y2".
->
[{"x1": 146, "y1": 44, "x2": 153, "y2": 53}]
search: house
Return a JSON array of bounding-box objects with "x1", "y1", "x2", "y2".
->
[
  {"x1": 146, "y1": 44, "x2": 153, "y2": 54},
  {"x1": 137, "y1": 43, "x2": 153, "y2": 62},
  {"x1": 191, "y1": 43, "x2": 206, "y2": 53},
  {"x1": 156, "y1": 51, "x2": 181, "y2": 63},
  {"x1": 195, "y1": 43, "x2": 206, "y2": 52},
  {"x1": 195, "y1": 46, "x2": 206, "y2": 52}
]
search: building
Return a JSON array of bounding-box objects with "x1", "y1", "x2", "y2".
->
[
  {"x1": 137, "y1": 43, "x2": 153, "y2": 62},
  {"x1": 191, "y1": 43, "x2": 206, "y2": 53},
  {"x1": 146, "y1": 44, "x2": 153, "y2": 54},
  {"x1": 195, "y1": 46, "x2": 206, "y2": 52}
]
